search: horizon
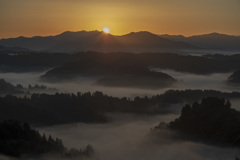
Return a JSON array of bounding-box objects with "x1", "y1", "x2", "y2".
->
[
  {"x1": 1, "y1": 0, "x2": 240, "y2": 159},
  {"x1": 1, "y1": 29, "x2": 239, "y2": 39},
  {"x1": 1, "y1": 0, "x2": 240, "y2": 39}
]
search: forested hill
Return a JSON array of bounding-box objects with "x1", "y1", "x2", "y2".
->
[
  {"x1": 0, "y1": 79, "x2": 58, "y2": 96},
  {"x1": 0, "y1": 120, "x2": 94, "y2": 158},
  {"x1": 160, "y1": 97, "x2": 240, "y2": 147},
  {"x1": 0, "y1": 79, "x2": 24, "y2": 95},
  {"x1": 1, "y1": 52, "x2": 240, "y2": 75},
  {"x1": 1, "y1": 90, "x2": 240, "y2": 126}
]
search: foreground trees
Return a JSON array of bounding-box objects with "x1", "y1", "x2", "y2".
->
[
  {"x1": 0, "y1": 120, "x2": 94, "y2": 158},
  {"x1": 155, "y1": 97, "x2": 240, "y2": 146}
]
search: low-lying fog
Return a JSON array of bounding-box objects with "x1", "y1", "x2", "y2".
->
[
  {"x1": 0, "y1": 70, "x2": 238, "y2": 98},
  {"x1": 1, "y1": 70, "x2": 240, "y2": 160},
  {"x1": 158, "y1": 69, "x2": 236, "y2": 91},
  {"x1": 37, "y1": 113, "x2": 238, "y2": 160},
  {"x1": 0, "y1": 114, "x2": 239, "y2": 160}
]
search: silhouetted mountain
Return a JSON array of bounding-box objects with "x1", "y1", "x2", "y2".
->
[
  {"x1": 115, "y1": 31, "x2": 196, "y2": 52},
  {"x1": 0, "y1": 31, "x2": 197, "y2": 52},
  {"x1": 1, "y1": 31, "x2": 239, "y2": 52},
  {"x1": 156, "y1": 97, "x2": 240, "y2": 147},
  {"x1": 159, "y1": 33, "x2": 240, "y2": 50}
]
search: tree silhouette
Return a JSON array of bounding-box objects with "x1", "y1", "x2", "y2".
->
[{"x1": 0, "y1": 120, "x2": 94, "y2": 158}]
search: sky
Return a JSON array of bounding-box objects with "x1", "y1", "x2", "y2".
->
[{"x1": 0, "y1": 0, "x2": 240, "y2": 38}]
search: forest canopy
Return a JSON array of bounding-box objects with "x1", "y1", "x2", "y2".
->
[
  {"x1": 155, "y1": 97, "x2": 240, "y2": 147},
  {"x1": 0, "y1": 120, "x2": 94, "y2": 158}
]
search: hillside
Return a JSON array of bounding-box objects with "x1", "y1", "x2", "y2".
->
[
  {"x1": 0, "y1": 79, "x2": 24, "y2": 95},
  {"x1": 40, "y1": 52, "x2": 240, "y2": 84},
  {"x1": 41, "y1": 58, "x2": 177, "y2": 89},
  {"x1": 158, "y1": 97, "x2": 240, "y2": 146},
  {"x1": 0, "y1": 79, "x2": 58, "y2": 95},
  {"x1": 0, "y1": 120, "x2": 94, "y2": 158}
]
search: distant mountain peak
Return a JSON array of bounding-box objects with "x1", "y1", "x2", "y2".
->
[
  {"x1": 159, "y1": 32, "x2": 240, "y2": 50},
  {"x1": 159, "y1": 34, "x2": 186, "y2": 39},
  {"x1": 121, "y1": 31, "x2": 163, "y2": 41},
  {"x1": 6, "y1": 30, "x2": 238, "y2": 52},
  {"x1": 190, "y1": 32, "x2": 233, "y2": 38},
  {"x1": 125, "y1": 31, "x2": 156, "y2": 36},
  {"x1": 208, "y1": 32, "x2": 221, "y2": 35},
  {"x1": 58, "y1": 30, "x2": 102, "y2": 36}
]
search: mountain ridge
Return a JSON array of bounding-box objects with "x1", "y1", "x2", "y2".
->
[
  {"x1": 2, "y1": 31, "x2": 239, "y2": 40},
  {"x1": 159, "y1": 32, "x2": 240, "y2": 50},
  {"x1": 0, "y1": 30, "x2": 196, "y2": 52},
  {"x1": 0, "y1": 30, "x2": 239, "y2": 52}
]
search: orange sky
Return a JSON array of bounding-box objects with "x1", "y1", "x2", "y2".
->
[{"x1": 0, "y1": 0, "x2": 240, "y2": 38}]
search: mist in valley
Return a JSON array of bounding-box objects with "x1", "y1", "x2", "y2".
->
[
  {"x1": 0, "y1": 69, "x2": 238, "y2": 98},
  {"x1": 1, "y1": 0, "x2": 240, "y2": 158},
  {"x1": 1, "y1": 113, "x2": 239, "y2": 160},
  {"x1": 36, "y1": 113, "x2": 239, "y2": 160},
  {"x1": 1, "y1": 60, "x2": 240, "y2": 160}
]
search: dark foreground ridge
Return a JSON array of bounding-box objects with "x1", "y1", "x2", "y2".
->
[
  {"x1": 155, "y1": 97, "x2": 240, "y2": 147},
  {"x1": 0, "y1": 120, "x2": 94, "y2": 158}
]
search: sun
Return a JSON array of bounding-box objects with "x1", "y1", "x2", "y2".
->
[{"x1": 103, "y1": 27, "x2": 110, "y2": 33}]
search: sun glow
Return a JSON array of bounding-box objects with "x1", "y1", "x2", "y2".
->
[{"x1": 103, "y1": 27, "x2": 110, "y2": 33}]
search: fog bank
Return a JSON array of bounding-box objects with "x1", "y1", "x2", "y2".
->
[
  {"x1": 38, "y1": 114, "x2": 239, "y2": 160},
  {"x1": 1, "y1": 70, "x2": 239, "y2": 98}
]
